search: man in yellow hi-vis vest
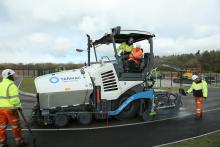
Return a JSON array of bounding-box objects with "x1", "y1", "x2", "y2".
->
[
  {"x1": 186, "y1": 75, "x2": 208, "y2": 120},
  {"x1": 0, "y1": 69, "x2": 27, "y2": 147},
  {"x1": 117, "y1": 37, "x2": 134, "y2": 59}
]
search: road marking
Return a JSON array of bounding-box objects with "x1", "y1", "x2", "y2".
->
[
  {"x1": 155, "y1": 129, "x2": 220, "y2": 147},
  {"x1": 204, "y1": 107, "x2": 220, "y2": 112},
  {"x1": 5, "y1": 106, "x2": 219, "y2": 132}
]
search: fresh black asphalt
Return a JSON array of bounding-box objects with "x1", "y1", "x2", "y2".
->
[{"x1": 5, "y1": 88, "x2": 220, "y2": 147}]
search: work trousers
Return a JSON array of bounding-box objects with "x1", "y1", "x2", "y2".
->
[
  {"x1": 195, "y1": 97, "x2": 203, "y2": 118},
  {"x1": 0, "y1": 109, "x2": 23, "y2": 145}
]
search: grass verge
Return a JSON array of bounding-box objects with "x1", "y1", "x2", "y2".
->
[
  {"x1": 20, "y1": 77, "x2": 36, "y2": 93},
  {"x1": 18, "y1": 78, "x2": 190, "y2": 95},
  {"x1": 163, "y1": 131, "x2": 220, "y2": 147}
]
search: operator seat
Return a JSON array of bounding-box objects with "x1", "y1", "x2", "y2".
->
[{"x1": 138, "y1": 53, "x2": 150, "y2": 71}]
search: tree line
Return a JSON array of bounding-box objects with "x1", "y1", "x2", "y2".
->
[
  {"x1": 158, "y1": 50, "x2": 220, "y2": 72},
  {"x1": 0, "y1": 63, "x2": 83, "y2": 70},
  {"x1": 0, "y1": 50, "x2": 220, "y2": 72}
]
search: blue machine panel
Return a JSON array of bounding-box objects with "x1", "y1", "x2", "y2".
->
[{"x1": 108, "y1": 90, "x2": 154, "y2": 116}]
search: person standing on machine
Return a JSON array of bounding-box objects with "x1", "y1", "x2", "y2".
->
[
  {"x1": 128, "y1": 43, "x2": 143, "y2": 65},
  {"x1": 117, "y1": 37, "x2": 134, "y2": 60}
]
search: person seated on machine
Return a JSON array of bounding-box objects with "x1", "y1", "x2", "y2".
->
[{"x1": 127, "y1": 43, "x2": 143, "y2": 72}]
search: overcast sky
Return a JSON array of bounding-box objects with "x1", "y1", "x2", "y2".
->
[{"x1": 0, "y1": 0, "x2": 220, "y2": 63}]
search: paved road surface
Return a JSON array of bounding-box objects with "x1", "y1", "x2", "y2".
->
[{"x1": 5, "y1": 88, "x2": 220, "y2": 147}]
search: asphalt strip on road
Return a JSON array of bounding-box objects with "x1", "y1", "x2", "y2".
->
[{"x1": 6, "y1": 107, "x2": 220, "y2": 131}]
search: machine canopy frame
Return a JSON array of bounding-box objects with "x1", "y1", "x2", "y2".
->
[{"x1": 93, "y1": 30, "x2": 155, "y2": 46}]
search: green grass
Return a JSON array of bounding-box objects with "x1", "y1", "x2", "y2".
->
[
  {"x1": 164, "y1": 131, "x2": 220, "y2": 147},
  {"x1": 18, "y1": 77, "x2": 190, "y2": 95},
  {"x1": 20, "y1": 77, "x2": 36, "y2": 93}
]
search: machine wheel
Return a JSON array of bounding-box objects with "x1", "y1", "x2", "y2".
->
[
  {"x1": 77, "y1": 111, "x2": 93, "y2": 125},
  {"x1": 54, "y1": 114, "x2": 70, "y2": 127},
  {"x1": 142, "y1": 111, "x2": 156, "y2": 121},
  {"x1": 115, "y1": 91, "x2": 140, "y2": 120},
  {"x1": 142, "y1": 100, "x2": 156, "y2": 121}
]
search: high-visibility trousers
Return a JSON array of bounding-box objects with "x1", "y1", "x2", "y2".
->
[
  {"x1": 195, "y1": 97, "x2": 203, "y2": 118},
  {"x1": 0, "y1": 109, "x2": 23, "y2": 145}
]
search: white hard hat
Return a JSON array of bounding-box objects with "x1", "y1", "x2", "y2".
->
[
  {"x1": 136, "y1": 43, "x2": 141, "y2": 48},
  {"x1": 192, "y1": 75, "x2": 199, "y2": 81},
  {"x1": 128, "y1": 37, "x2": 134, "y2": 42},
  {"x1": 2, "y1": 69, "x2": 15, "y2": 78}
]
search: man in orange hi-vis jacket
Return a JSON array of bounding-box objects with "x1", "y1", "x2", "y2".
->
[
  {"x1": 0, "y1": 69, "x2": 27, "y2": 147},
  {"x1": 128, "y1": 43, "x2": 143, "y2": 65},
  {"x1": 186, "y1": 74, "x2": 208, "y2": 120}
]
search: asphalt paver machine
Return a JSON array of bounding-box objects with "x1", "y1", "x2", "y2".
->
[{"x1": 33, "y1": 26, "x2": 182, "y2": 127}]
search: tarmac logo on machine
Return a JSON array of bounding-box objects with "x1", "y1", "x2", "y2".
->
[
  {"x1": 60, "y1": 76, "x2": 81, "y2": 82},
  {"x1": 49, "y1": 77, "x2": 60, "y2": 84},
  {"x1": 49, "y1": 76, "x2": 81, "y2": 84}
]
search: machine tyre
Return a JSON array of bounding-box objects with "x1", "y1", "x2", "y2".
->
[
  {"x1": 77, "y1": 111, "x2": 93, "y2": 125},
  {"x1": 142, "y1": 111, "x2": 156, "y2": 121},
  {"x1": 142, "y1": 100, "x2": 156, "y2": 121},
  {"x1": 54, "y1": 114, "x2": 70, "y2": 127},
  {"x1": 115, "y1": 91, "x2": 140, "y2": 120}
]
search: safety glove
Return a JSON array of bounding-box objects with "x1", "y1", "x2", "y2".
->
[
  {"x1": 17, "y1": 107, "x2": 23, "y2": 112},
  {"x1": 179, "y1": 88, "x2": 187, "y2": 96}
]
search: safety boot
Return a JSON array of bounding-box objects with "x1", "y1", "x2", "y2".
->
[
  {"x1": 194, "y1": 114, "x2": 202, "y2": 120},
  {"x1": 16, "y1": 142, "x2": 28, "y2": 147},
  {"x1": 0, "y1": 144, "x2": 9, "y2": 147}
]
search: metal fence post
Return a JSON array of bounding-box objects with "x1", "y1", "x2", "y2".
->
[
  {"x1": 179, "y1": 71, "x2": 182, "y2": 87},
  {"x1": 160, "y1": 77, "x2": 162, "y2": 88},
  {"x1": 171, "y1": 71, "x2": 173, "y2": 87}
]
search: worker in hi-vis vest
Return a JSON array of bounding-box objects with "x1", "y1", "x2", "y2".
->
[
  {"x1": 117, "y1": 37, "x2": 134, "y2": 60},
  {"x1": 0, "y1": 69, "x2": 27, "y2": 147},
  {"x1": 186, "y1": 74, "x2": 208, "y2": 120},
  {"x1": 128, "y1": 43, "x2": 143, "y2": 65}
]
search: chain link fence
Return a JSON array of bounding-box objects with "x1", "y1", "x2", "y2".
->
[
  {"x1": 154, "y1": 71, "x2": 220, "y2": 88},
  {"x1": 0, "y1": 68, "x2": 219, "y2": 88},
  {"x1": 0, "y1": 68, "x2": 65, "y2": 78}
]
